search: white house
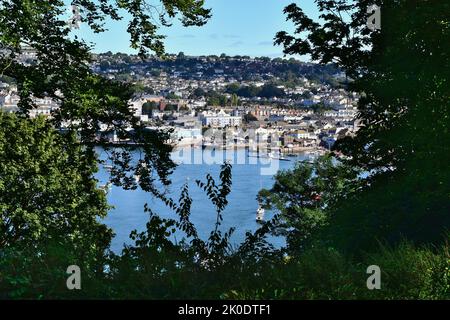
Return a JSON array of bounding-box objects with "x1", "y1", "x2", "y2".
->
[{"x1": 199, "y1": 109, "x2": 242, "y2": 128}]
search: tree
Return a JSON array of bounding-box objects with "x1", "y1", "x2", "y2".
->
[
  {"x1": 230, "y1": 93, "x2": 239, "y2": 106},
  {"x1": 0, "y1": 0, "x2": 211, "y2": 196},
  {"x1": 237, "y1": 85, "x2": 260, "y2": 98},
  {"x1": 301, "y1": 91, "x2": 312, "y2": 99},
  {"x1": 206, "y1": 90, "x2": 227, "y2": 106},
  {"x1": 225, "y1": 83, "x2": 240, "y2": 94},
  {"x1": 142, "y1": 101, "x2": 159, "y2": 115},
  {"x1": 164, "y1": 104, "x2": 178, "y2": 112},
  {"x1": 311, "y1": 102, "x2": 328, "y2": 115},
  {"x1": 0, "y1": 113, "x2": 112, "y2": 258},
  {"x1": 259, "y1": 83, "x2": 285, "y2": 98},
  {"x1": 166, "y1": 92, "x2": 181, "y2": 100},
  {"x1": 258, "y1": 155, "x2": 360, "y2": 253},
  {"x1": 191, "y1": 87, "x2": 206, "y2": 98},
  {"x1": 275, "y1": 0, "x2": 450, "y2": 252},
  {"x1": 150, "y1": 69, "x2": 162, "y2": 77},
  {"x1": 95, "y1": 163, "x2": 236, "y2": 298},
  {"x1": 132, "y1": 83, "x2": 154, "y2": 95},
  {"x1": 0, "y1": 0, "x2": 212, "y2": 294}
]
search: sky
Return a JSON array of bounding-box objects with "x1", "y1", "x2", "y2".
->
[{"x1": 73, "y1": 0, "x2": 320, "y2": 59}]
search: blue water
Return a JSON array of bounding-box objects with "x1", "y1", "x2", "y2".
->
[{"x1": 96, "y1": 148, "x2": 308, "y2": 252}]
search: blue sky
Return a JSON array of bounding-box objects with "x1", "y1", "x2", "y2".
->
[{"x1": 74, "y1": 0, "x2": 319, "y2": 58}]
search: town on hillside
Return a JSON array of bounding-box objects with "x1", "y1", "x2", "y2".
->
[{"x1": 0, "y1": 50, "x2": 359, "y2": 154}]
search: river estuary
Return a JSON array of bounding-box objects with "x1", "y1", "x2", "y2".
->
[{"x1": 96, "y1": 147, "x2": 312, "y2": 252}]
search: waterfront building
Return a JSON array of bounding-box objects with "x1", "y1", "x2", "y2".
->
[{"x1": 199, "y1": 109, "x2": 242, "y2": 128}]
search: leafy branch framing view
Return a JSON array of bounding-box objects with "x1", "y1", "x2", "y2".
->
[{"x1": 0, "y1": 0, "x2": 448, "y2": 299}]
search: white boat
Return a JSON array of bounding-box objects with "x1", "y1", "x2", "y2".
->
[
  {"x1": 99, "y1": 182, "x2": 112, "y2": 193},
  {"x1": 268, "y1": 151, "x2": 291, "y2": 161}
]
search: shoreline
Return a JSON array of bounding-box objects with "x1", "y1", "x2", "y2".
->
[{"x1": 97, "y1": 140, "x2": 329, "y2": 156}]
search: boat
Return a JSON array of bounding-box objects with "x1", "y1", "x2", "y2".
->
[
  {"x1": 99, "y1": 182, "x2": 112, "y2": 193},
  {"x1": 267, "y1": 151, "x2": 291, "y2": 161}
]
